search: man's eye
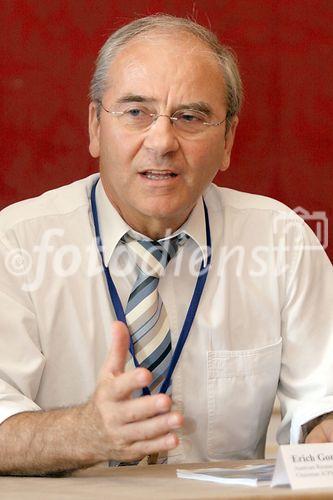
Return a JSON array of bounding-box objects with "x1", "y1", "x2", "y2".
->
[
  {"x1": 178, "y1": 112, "x2": 205, "y2": 122},
  {"x1": 126, "y1": 108, "x2": 143, "y2": 117}
]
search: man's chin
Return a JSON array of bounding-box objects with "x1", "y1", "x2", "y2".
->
[{"x1": 137, "y1": 203, "x2": 193, "y2": 230}]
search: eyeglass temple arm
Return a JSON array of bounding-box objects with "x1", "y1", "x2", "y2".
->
[
  {"x1": 95, "y1": 100, "x2": 124, "y2": 117},
  {"x1": 203, "y1": 117, "x2": 227, "y2": 127}
]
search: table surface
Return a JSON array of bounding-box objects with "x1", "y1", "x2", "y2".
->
[{"x1": 1, "y1": 460, "x2": 333, "y2": 500}]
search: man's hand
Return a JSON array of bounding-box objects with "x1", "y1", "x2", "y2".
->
[
  {"x1": 305, "y1": 415, "x2": 333, "y2": 443},
  {"x1": 86, "y1": 321, "x2": 183, "y2": 463},
  {"x1": 0, "y1": 321, "x2": 183, "y2": 474}
]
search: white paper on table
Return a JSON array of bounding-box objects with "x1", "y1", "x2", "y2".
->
[{"x1": 177, "y1": 463, "x2": 274, "y2": 487}]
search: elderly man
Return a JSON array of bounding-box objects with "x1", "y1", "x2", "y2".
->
[{"x1": 0, "y1": 15, "x2": 332, "y2": 475}]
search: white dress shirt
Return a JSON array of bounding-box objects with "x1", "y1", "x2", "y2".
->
[{"x1": 0, "y1": 173, "x2": 332, "y2": 463}]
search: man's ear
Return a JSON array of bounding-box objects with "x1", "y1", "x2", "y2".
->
[
  {"x1": 88, "y1": 101, "x2": 100, "y2": 158},
  {"x1": 219, "y1": 116, "x2": 239, "y2": 172}
]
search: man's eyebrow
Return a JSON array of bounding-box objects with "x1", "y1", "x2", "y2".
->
[
  {"x1": 178, "y1": 102, "x2": 213, "y2": 115},
  {"x1": 115, "y1": 94, "x2": 157, "y2": 104},
  {"x1": 115, "y1": 96, "x2": 213, "y2": 115}
]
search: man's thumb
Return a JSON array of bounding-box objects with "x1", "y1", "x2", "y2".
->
[{"x1": 101, "y1": 321, "x2": 130, "y2": 378}]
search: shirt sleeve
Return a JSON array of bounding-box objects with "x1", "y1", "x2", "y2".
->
[
  {"x1": 276, "y1": 215, "x2": 333, "y2": 444},
  {"x1": 0, "y1": 233, "x2": 44, "y2": 424}
]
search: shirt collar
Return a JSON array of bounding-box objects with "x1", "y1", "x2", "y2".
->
[
  {"x1": 174, "y1": 196, "x2": 208, "y2": 267},
  {"x1": 95, "y1": 178, "x2": 208, "y2": 267},
  {"x1": 95, "y1": 179, "x2": 131, "y2": 267}
]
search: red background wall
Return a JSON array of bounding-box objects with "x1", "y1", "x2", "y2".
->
[{"x1": 1, "y1": 0, "x2": 332, "y2": 259}]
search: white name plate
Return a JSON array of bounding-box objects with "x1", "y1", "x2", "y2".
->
[{"x1": 272, "y1": 443, "x2": 333, "y2": 490}]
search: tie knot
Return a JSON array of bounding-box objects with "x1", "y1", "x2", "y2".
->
[{"x1": 122, "y1": 232, "x2": 189, "y2": 278}]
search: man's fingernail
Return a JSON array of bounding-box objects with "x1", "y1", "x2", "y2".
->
[
  {"x1": 138, "y1": 370, "x2": 148, "y2": 383},
  {"x1": 168, "y1": 414, "x2": 181, "y2": 428},
  {"x1": 167, "y1": 433, "x2": 177, "y2": 446},
  {"x1": 156, "y1": 396, "x2": 169, "y2": 411}
]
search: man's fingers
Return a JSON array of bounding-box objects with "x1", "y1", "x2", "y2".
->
[
  {"x1": 117, "y1": 394, "x2": 172, "y2": 423},
  {"x1": 111, "y1": 432, "x2": 179, "y2": 462},
  {"x1": 120, "y1": 411, "x2": 183, "y2": 444},
  {"x1": 100, "y1": 321, "x2": 130, "y2": 378},
  {"x1": 127, "y1": 432, "x2": 179, "y2": 459},
  {"x1": 98, "y1": 367, "x2": 152, "y2": 402}
]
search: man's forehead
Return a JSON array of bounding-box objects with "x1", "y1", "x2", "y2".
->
[
  {"x1": 108, "y1": 32, "x2": 220, "y2": 76},
  {"x1": 117, "y1": 29, "x2": 214, "y2": 54},
  {"x1": 104, "y1": 33, "x2": 224, "y2": 99}
]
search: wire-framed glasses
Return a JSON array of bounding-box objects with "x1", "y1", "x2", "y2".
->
[{"x1": 97, "y1": 100, "x2": 227, "y2": 136}]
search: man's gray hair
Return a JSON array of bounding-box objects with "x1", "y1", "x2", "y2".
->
[{"x1": 90, "y1": 14, "x2": 243, "y2": 127}]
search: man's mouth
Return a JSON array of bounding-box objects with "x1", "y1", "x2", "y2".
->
[{"x1": 140, "y1": 170, "x2": 178, "y2": 180}]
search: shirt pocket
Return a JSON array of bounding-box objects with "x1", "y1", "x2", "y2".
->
[{"x1": 207, "y1": 338, "x2": 282, "y2": 459}]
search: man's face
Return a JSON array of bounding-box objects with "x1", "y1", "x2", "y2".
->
[{"x1": 89, "y1": 33, "x2": 238, "y2": 236}]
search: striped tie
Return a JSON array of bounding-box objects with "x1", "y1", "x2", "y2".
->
[{"x1": 122, "y1": 232, "x2": 189, "y2": 393}]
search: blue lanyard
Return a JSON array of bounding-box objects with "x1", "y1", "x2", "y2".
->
[{"x1": 90, "y1": 179, "x2": 211, "y2": 395}]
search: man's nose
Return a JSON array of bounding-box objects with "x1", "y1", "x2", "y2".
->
[{"x1": 143, "y1": 115, "x2": 180, "y2": 155}]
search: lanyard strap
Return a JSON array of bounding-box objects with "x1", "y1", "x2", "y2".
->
[{"x1": 91, "y1": 179, "x2": 211, "y2": 394}]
